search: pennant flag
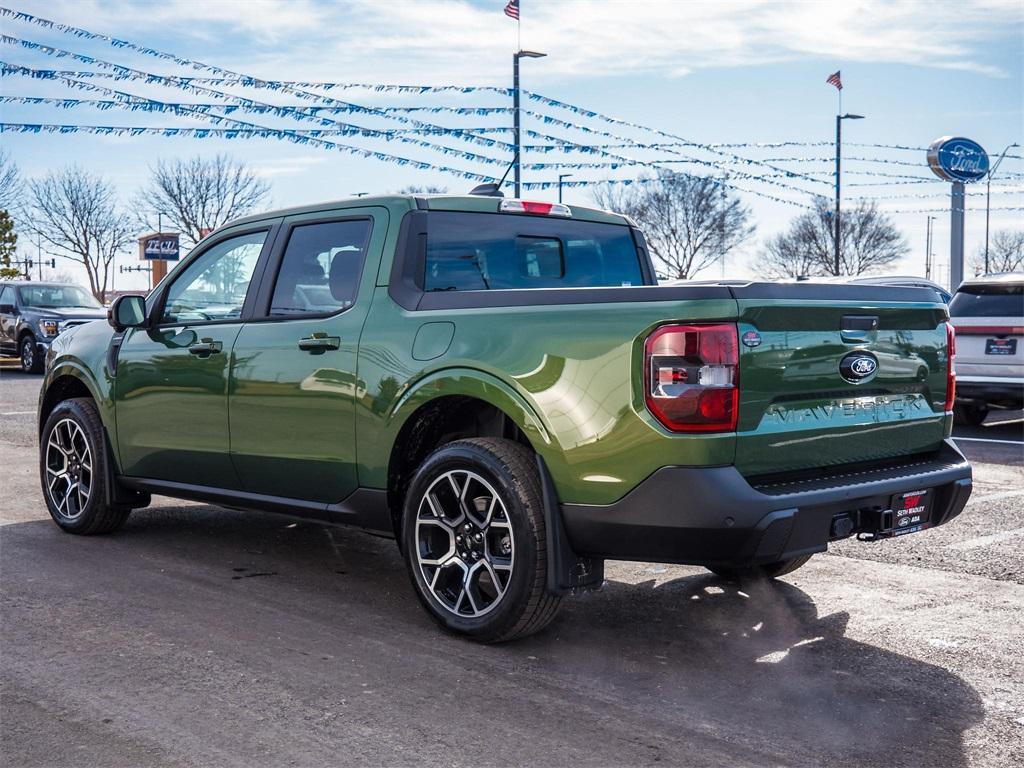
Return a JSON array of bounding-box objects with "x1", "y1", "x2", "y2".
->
[{"x1": 826, "y1": 70, "x2": 842, "y2": 90}]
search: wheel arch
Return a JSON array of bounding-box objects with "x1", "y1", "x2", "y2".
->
[
  {"x1": 383, "y1": 368, "x2": 555, "y2": 540},
  {"x1": 38, "y1": 365, "x2": 105, "y2": 439}
]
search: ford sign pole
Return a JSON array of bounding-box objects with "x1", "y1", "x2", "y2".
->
[
  {"x1": 950, "y1": 182, "x2": 965, "y2": 287},
  {"x1": 927, "y1": 137, "x2": 990, "y2": 290}
]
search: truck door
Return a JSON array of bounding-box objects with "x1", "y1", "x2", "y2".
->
[
  {"x1": 228, "y1": 208, "x2": 388, "y2": 504},
  {"x1": 115, "y1": 226, "x2": 276, "y2": 488},
  {"x1": 0, "y1": 285, "x2": 16, "y2": 355}
]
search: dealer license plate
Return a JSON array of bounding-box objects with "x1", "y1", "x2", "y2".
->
[
  {"x1": 890, "y1": 489, "x2": 932, "y2": 536},
  {"x1": 985, "y1": 338, "x2": 1017, "y2": 355}
]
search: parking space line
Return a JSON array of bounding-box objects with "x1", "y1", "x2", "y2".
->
[
  {"x1": 971, "y1": 489, "x2": 1024, "y2": 502},
  {"x1": 953, "y1": 436, "x2": 1024, "y2": 445},
  {"x1": 0, "y1": 411, "x2": 35, "y2": 416},
  {"x1": 946, "y1": 527, "x2": 1024, "y2": 551}
]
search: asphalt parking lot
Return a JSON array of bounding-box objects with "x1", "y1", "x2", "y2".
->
[{"x1": 1, "y1": 366, "x2": 1022, "y2": 767}]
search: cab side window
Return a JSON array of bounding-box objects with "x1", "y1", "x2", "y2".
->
[
  {"x1": 269, "y1": 219, "x2": 372, "y2": 316},
  {"x1": 161, "y1": 231, "x2": 267, "y2": 324},
  {"x1": 0, "y1": 286, "x2": 13, "y2": 308}
]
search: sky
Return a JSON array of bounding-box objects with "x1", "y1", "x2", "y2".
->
[{"x1": 1, "y1": 0, "x2": 1022, "y2": 292}]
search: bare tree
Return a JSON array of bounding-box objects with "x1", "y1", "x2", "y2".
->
[
  {"x1": 0, "y1": 148, "x2": 20, "y2": 211},
  {"x1": 760, "y1": 200, "x2": 907, "y2": 279},
  {"x1": 971, "y1": 230, "x2": 1024, "y2": 275},
  {"x1": 26, "y1": 167, "x2": 134, "y2": 301},
  {"x1": 134, "y1": 154, "x2": 270, "y2": 246},
  {"x1": 396, "y1": 185, "x2": 448, "y2": 195},
  {"x1": 593, "y1": 173, "x2": 754, "y2": 280}
]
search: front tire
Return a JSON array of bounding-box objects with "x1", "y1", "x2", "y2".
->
[
  {"x1": 20, "y1": 334, "x2": 44, "y2": 374},
  {"x1": 402, "y1": 437, "x2": 561, "y2": 643},
  {"x1": 40, "y1": 398, "x2": 131, "y2": 534},
  {"x1": 706, "y1": 555, "x2": 812, "y2": 581}
]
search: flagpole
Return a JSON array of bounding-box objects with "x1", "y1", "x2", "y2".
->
[{"x1": 834, "y1": 76, "x2": 842, "y2": 275}]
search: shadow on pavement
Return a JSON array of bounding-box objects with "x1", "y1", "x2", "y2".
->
[{"x1": 1, "y1": 504, "x2": 985, "y2": 767}]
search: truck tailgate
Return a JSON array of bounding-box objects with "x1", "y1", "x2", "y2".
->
[{"x1": 730, "y1": 284, "x2": 950, "y2": 477}]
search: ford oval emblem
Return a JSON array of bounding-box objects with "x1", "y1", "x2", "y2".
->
[
  {"x1": 927, "y1": 136, "x2": 989, "y2": 183},
  {"x1": 840, "y1": 352, "x2": 878, "y2": 383}
]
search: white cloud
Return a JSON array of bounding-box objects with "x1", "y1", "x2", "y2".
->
[{"x1": 14, "y1": 0, "x2": 1022, "y2": 84}]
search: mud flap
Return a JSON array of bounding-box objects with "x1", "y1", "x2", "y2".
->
[
  {"x1": 536, "y1": 455, "x2": 604, "y2": 595},
  {"x1": 102, "y1": 427, "x2": 150, "y2": 510}
]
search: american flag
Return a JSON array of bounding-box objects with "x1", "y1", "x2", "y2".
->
[
  {"x1": 504, "y1": 0, "x2": 520, "y2": 20},
  {"x1": 826, "y1": 70, "x2": 842, "y2": 90}
]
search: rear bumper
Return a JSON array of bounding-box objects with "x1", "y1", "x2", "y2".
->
[
  {"x1": 561, "y1": 439, "x2": 972, "y2": 567},
  {"x1": 956, "y1": 376, "x2": 1024, "y2": 408}
]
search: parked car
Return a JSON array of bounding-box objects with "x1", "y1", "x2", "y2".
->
[
  {"x1": 842, "y1": 275, "x2": 952, "y2": 304},
  {"x1": 36, "y1": 194, "x2": 971, "y2": 642},
  {"x1": 948, "y1": 273, "x2": 1024, "y2": 425},
  {"x1": 0, "y1": 281, "x2": 107, "y2": 373}
]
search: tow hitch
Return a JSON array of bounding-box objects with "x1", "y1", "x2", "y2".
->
[{"x1": 856, "y1": 488, "x2": 935, "y2": 541}]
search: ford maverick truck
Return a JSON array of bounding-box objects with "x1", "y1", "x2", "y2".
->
[{"x1": 37, "y1": 194, "x2": 972, "y2": 642}]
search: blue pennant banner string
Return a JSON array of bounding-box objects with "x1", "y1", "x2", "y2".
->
[
  {"x1": 5, "y1": 8, "x2": 1014, "y2": 173},
  {"x1": 519, "y1": 94, "x2": 828, "y2": 186},
  {"x1": 0, "y1": 56, "x2": 517, "y2": 164},
  {"x1": 0, "y1": 95, "x2": 513, "y2": 121},
  {"x1": 0, "y1": 36, "x2": 517, "y2": 157},
  {"x1": 1, "y1": 62, "x2": 826, "y2": 207},
  {"x1": 0, "y1": 10, "x2": 871, "y2": 191},
  {"x1": 0, "y1": 117, "x2": 814, "y2": 209},
  {"x1": 517, "y1": 122, "x2": 829, "y2": 199},
  {"x1": 519, "y1": 175, "x2": 813, "y2": 208},
  {"x1": 0, "y1": 41, "x2": 825, "y2": 204},
  {"x1": 0, "y1": 7, "x2": 514, "y2": 95},
  {"x1": 0, "y1": 121, "x2": 505, "y2": 181},
  {"x1": 517, "y1": 107, "x2": 826, "y2": 190}
]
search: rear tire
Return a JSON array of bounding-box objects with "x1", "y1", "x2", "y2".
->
[
  {"x1": 706, "y1": 555, "x2": 812, "y2": 581},
  {"x1": 954, "y1": 404, "x2": 988, "y2": 427},
  {"x1": 402, "y1": 437, "x2": 561, "y2": 643},
  {"x1": 40, "y1": 398, "x2": 131, "y2": 535}
]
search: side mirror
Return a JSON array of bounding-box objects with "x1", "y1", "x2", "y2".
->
[
  {"x1": 108, "y1": 294, "x2": 147, "y2": 331},
  {"x1": 0, "y1": 303, "x2": 14, "y2": 314}
]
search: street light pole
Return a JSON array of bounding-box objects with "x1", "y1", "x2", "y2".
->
[
  {"x1": 925, "y1": 215, "x2": 935, "y2": 280},
  {"x1": 558, "y1": 173, "x2": 572, "y2": 203},
  {"x1": 984, "y1": 142, "x2": 1020, "y2": 275},
  {"x1": 513, "y1": 50, "x2": 546, "y2": 198},
  {"x1": 834, "y1": 113, "x2": 864, "y2": 275}
]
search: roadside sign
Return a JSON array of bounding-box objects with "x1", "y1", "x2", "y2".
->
[{"x1": 140, "y1": 233, "x2": 180, "y2": 261}]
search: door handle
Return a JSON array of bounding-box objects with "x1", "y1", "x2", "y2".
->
[
  {"x1": 188, "y1": 339, "x2": 223, "y2": 356},
  {"x1": 298, "y1": 334, "x2": 341, "y2": 353}
]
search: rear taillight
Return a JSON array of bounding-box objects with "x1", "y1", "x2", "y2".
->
[
  {"x1": 644, "y1": 323, "x2": 738, "y2": 432},
  {"x1": 944, "y1": 323, "x2": 956, "y2": 412}
]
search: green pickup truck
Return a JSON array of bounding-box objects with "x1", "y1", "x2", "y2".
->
[{"x1": 37, "y1": 193, "x2": 972, "y2": 642}]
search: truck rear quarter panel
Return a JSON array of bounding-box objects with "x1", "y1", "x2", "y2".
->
[{"x1": 355, "y1": 291, "x2": 738, "y2": 505}]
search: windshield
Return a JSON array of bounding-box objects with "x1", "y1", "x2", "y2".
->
[
  {"x1": 18, "y1": 285, "x2": 102, "y2": 310},
  {"x1": 949, "y1": 284, "x2": 1024, "y2": 317}
]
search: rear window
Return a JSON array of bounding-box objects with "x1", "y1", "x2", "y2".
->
[
  {"x1": 949, "y1": 284, "x2": 1024, "y2": 317},
  {"x1": 424, "y1": 212, "x2": 645, "y2": 291}
]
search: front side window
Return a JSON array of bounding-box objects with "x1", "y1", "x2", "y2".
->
[
  {"x1": 269, "y1": 219, "x2": 372, "y2": 316},
  {"x1": 17, "y1": 284, "x2": 101, "y2": 309},
  {"x1": 161, "y1": 231, "x2": 266, "y2": 324},
  {"x1": 424, "y1": 212, "x2": 645, "y2": 291}
]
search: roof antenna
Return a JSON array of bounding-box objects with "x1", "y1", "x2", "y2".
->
[{"x1": 469, "y1": 153, "x2": 516, "y2": 197}]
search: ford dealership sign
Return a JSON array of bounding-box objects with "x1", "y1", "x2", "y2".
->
[{"x1": 927, "y1": 136, "x2": 989, "y2": 183}]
